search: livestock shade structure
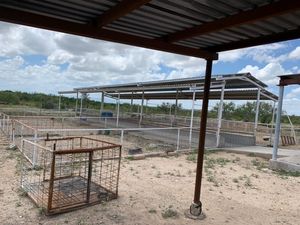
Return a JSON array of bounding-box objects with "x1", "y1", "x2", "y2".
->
[
  {"x1": 1, "y1": 0, "x2": 300, "y2": 217},
  {"x1": 21, "y1": 137, "x2": 122, "y2": 215}
]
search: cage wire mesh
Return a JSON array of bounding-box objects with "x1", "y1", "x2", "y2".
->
[{"x1": 21, "y1": 136, "x2": 121, "y2": 215}]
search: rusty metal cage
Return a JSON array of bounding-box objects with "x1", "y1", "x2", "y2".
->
[{"x1": 20, "y1": 136, "x2": 122, "y2": 215}]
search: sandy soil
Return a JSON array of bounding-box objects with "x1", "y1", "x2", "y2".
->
[{"x1": 0, "y1": 134, "x2": 299, "y2": 225}]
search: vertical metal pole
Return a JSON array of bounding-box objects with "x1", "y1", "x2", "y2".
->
[
  {"x1": 189, "y1": 90, "x2": 196, "y2": 148},
  {"x1": 48, "y1": 144, "x2": 56, "y2": 212},
  {"x1": 86, "y1": 151, "x2": 93, "y2": 203},
  {"x1": 116, "y1": 93, "x2": 120, "y2": 127},
  {"x1": 272, "y1": 86, "x2": 284, "y2": 160},
  {"x1": 175, "y1": 90, "x2": 178, "y2": 119},
  {"x1": 216, "y1": 82, "x2": 225, "y2": 148},
  {"x1": 100, "y1": 91, "x2": 104, "y2": 116},
  {"x1": 58, "y1": 95, "x2": 61, "y2": 112},
  {"x1": 33, "y1": 130, "x2": 38, "y2": 167},
  {"x1": 176, "y1": 128, "x2": 180, "y2": 151},
  {"x1": 254, "y1": 88, "x2": 261, "y2": 136},
  {"x1": 120, "y1": 130, "x2": 124, "y2": 144},
  {"x1": 139, "y1": 91, "x2": 144, "y2": 127},
  {"x1": 80, "y1": 93, "x2": 83, "y2": 117},
  {"x1": 192, "y1": 59, "x2": 213, "y2": 213},
  {"x1": 130, "y1": 91, "x2": 133, "y2": 113},
  {"x1": 269, "y1": 101, "x2": 276, "y2": 146},
  {"x1": 75, "y1": 91, "x2": 78, "y2": 117}
]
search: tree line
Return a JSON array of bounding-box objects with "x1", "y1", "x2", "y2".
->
[{"x1": 0, "y1": 90, "x2": 299, "y2": 125}]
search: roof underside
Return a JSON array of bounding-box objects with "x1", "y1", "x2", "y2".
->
[
  {"x1": 59, "y1": 73, "x2": 278, "y2": 101},
  {"x1": 1, "y1": 0, "x2": 300, "y2": 59},
  {"x1": 279, "y1": 73, "x2": 300, "y2": 86},
  {"x1": 108, "y1": 89, "x2": 277, "y2": 101}
]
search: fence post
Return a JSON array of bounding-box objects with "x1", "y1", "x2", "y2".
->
[
  {"x1": 33, "y1": 130, "x2": 38, "y2": 167},
  {"x1": 10, "y1": 119, "x2": 13, "y2": 142},
  {"x1": 21, "y1": 125, "x2": 24, "y2": 140},
  {"x1": 12, "y1": 127, "x2": 15, "y2": 145},
  {"x1": 21, "y1": 138, "x2": 24, "y2": 154},
  {"x1": 176, "y1": 129, "x2": 180, "y2": 151},
  {"x1": 120, "y1": 130, "x2": 124, "y2": 144}
]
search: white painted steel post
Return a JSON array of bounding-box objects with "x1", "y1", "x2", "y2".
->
[
  {"x1": 189, "y1": 90, "x2": 196, "y2": 148},
  {"x1": 139, "y1": 91, "x2": 144, "y2": 127},
  {"x1": 269, "y1": 101, "x2": 276, "y2": 146},
  {"x1": 75, "y1": 91, "x2": 78, "y2": 116},
  {"x1": 12, "y1": 120, "x2": 15, "y2": 144},
  {"x1": 120, "y1": 130, "x2": 124, "y2": 144},
  {"x1": 177, "y1": 128, "x2": 181, "y2": 151},
  {"x1": 100, "y1": 91, "x2": 104, "y2": 115},
  {"x1": 254, "y1": 88, "x2": 261, "y2": 136},
  {"x1": 272, "y1": 86, "x2": 284, "y2": 160},
  {"x1": 130, "y1": 91, "x2": 133, "y2": 112},
  {"x1": 116, "y1": 93, "x2": 120, "y2": 127},
  {"x1": 21, "y1": 125, "x2": 24, "y2": 140},
  {"x1": 33, "y1": 130, "x2": 38, "y2": 167},
  {"x1": 58, "y1": 94, "x2": 61, "y2": 112},
  {"x1": 10, "y1": 119, "x2": 13, "y2": 142},
  {"x1": 216, "y1": 82, "x2": 225, "y2": 148},
  {"x1": 175, "y1": 90, "x2": 178, "y2": 122},
  {"x1": 80, "y1": 93, "x2": 83, "y2": 117}
]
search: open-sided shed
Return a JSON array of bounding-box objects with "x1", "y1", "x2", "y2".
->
[{"x1": 1, "y1": 0, "x2": 300, "y2": 216}]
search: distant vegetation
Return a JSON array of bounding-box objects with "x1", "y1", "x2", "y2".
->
[{"x1": 0, "y1": 90, "x2": 299, "y2": 125}]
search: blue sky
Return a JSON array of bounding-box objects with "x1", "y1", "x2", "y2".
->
[{"x1": 0, "y1": 21, "x2": 299, "y2": 115}]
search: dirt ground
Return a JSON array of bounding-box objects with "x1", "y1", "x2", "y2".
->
[{"x1": 0, "y1": 134, "x2": 299, "y2": 225}]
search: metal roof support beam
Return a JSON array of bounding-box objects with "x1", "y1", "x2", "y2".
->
[
  {"x1": 0, "y1": 6, "x2": 217, "y2": 60},
  {"x1": 191, "y1": 59, "x2": 213, "y2": 216},
  {"x1": 165, "y1": 0, "x2": 300, "y2": 43},
  {"x1": 272, "y1": 86, "x2": 284, "y2": 160},
  {"x1": 208, "y1": 28, "x2": 300, "y2": 52},
  {"x1": 260, "y1": 91, "x2": 277, "y2": 102},
  {"x1": 97, "y1": 0, "x2": 151, "y2": 27},
  {"x1": 279, "y1": 75, "x2": 300, "y2": 86}
]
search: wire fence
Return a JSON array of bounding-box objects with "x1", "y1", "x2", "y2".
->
[
  {"x1": 1, "y1": 111, "x2": 299, "y2": 154},
  {"x1": 21, "y1": 137, "x2": 121, "y2": 215}
]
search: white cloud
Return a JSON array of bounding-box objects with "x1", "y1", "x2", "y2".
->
[
  {"x1": 286, "y1": 87, "x2": 300, "y2": 99},
  {"x1": 288, "y1": 46, "x2": 300, "y2": 59},
  {"x1": 218, "y1": 43, "x2": 287, "y2": 63},
  {"x1": 238, "y1": 62, "x2": 291, "y2": 85}
]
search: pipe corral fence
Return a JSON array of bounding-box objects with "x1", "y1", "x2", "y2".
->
[{"x1": 1, "y1": 111, "x2": 296, "y2": 154}]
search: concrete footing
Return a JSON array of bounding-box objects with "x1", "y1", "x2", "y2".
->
[{"x1": 269, "y1": 155, "x2": 300, "y2": 172}]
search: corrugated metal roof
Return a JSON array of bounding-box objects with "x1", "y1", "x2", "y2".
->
[
  {"x1": 58, "y1": 73, "x2": 278, "y2": 101},
  {"x1": 0, "y1": 0, "x2": 299, "y2": 59}
]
